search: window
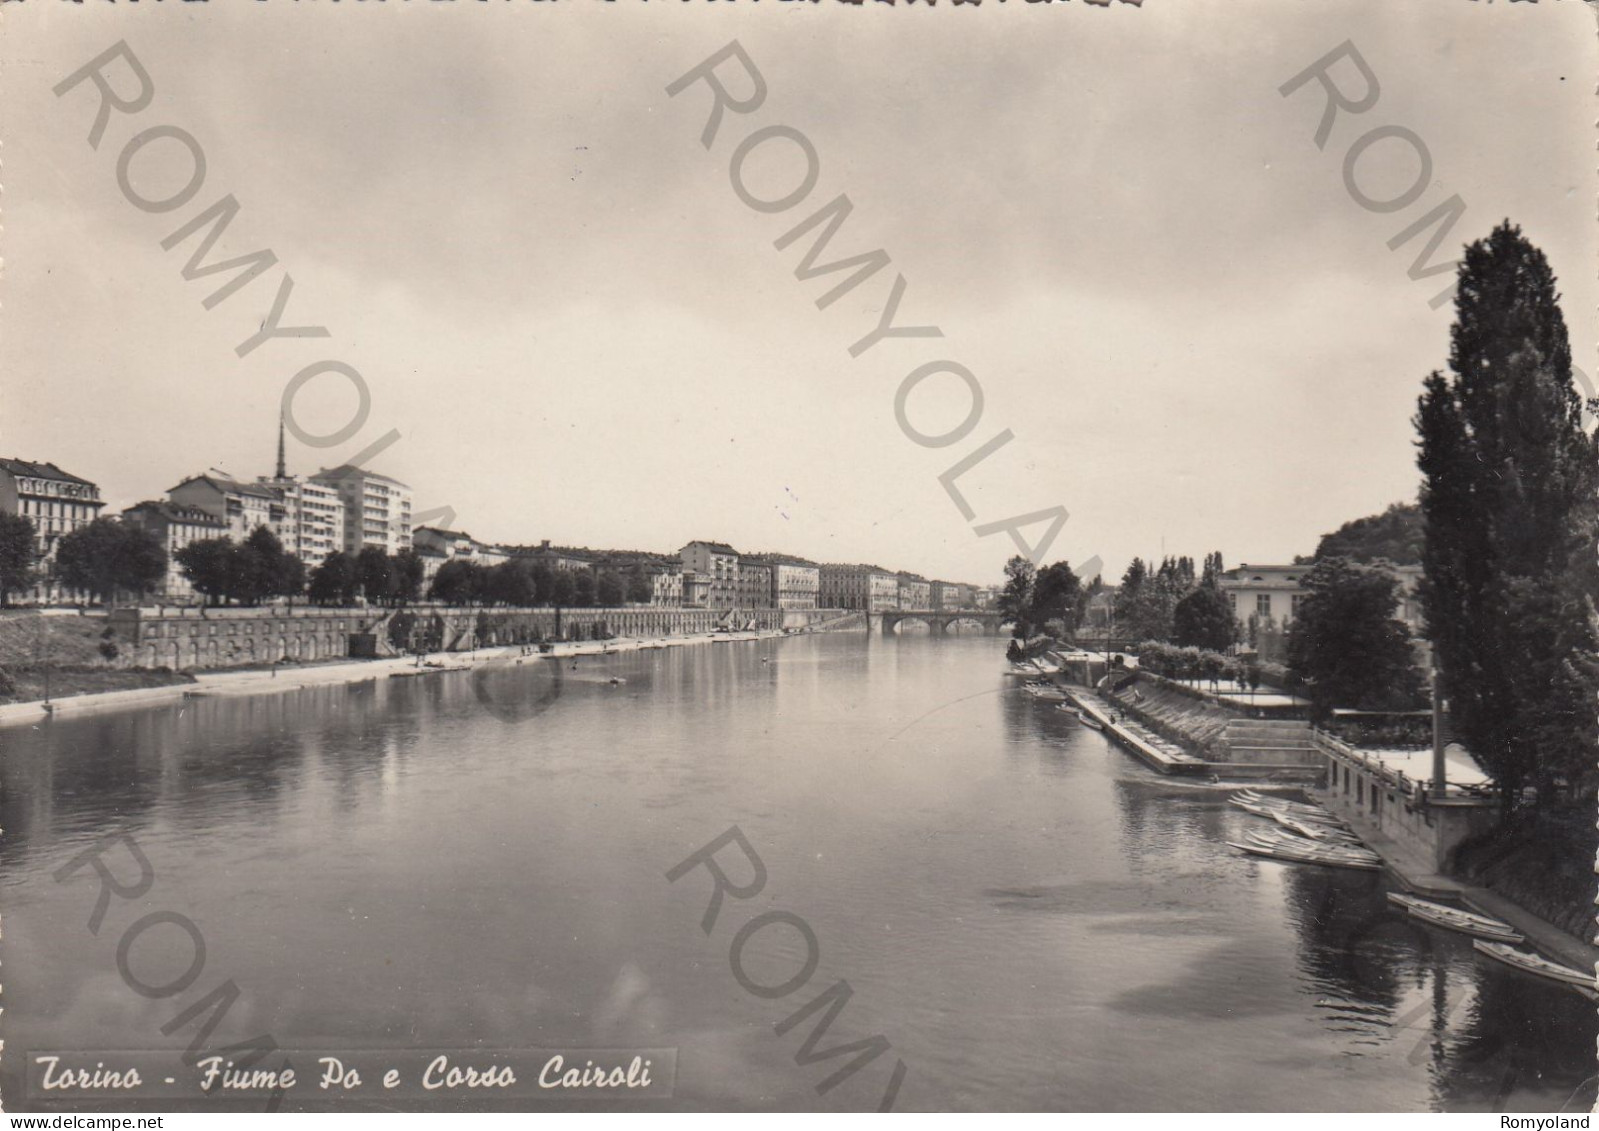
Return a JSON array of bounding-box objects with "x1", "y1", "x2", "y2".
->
[
  {"x1": 1255, "y1": 594, "x2": 1271, "y2": 618},
  {"x1": 1290, "y1": 594, "x2": 1305, "y2": 617}
]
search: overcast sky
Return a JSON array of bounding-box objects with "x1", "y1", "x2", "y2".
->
[{"x1": 2, "y1": 0, "x2": 1594, "y2": 585}]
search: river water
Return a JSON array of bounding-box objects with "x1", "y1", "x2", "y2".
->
[{"x1": 1, "y1": 632, "x2": 1592, "y2": 1112}]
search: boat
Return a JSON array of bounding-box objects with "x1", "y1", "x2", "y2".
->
[
  {"x1": 1245, "y1": 827, "x2": 1379, "y2": 859},
  {"x1": 1025, "y1": 684, "x2": 1068, "y2": 702},
  {"x1": 1227, "y1": 837, "x2": 1381, "y2": 872},
  {"x1": 1077, "y1": 711, "x2": 1105, "y2": 731},
  {"x1": 1268, "y1": 811, "x2": 1362, "y2": 844},
  {"x1": 1387, "y1": 893, "x2": 1523, "y2": 943},
  {"x1": 1006, "y1": 661, "x2": 1041, "y2": 677},
  {"x1": 1473, "y1": 940, "x2": 1595, "y2": 994},
  {"x1": 1055, "y1": 702, "x2": 1081, "y2": 718},
  {"x1": 1235, "y1": 789, "x2": 1345, "y2": 820}
]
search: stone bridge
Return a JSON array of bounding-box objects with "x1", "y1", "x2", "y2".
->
[{"x1": 871, "y1": 610, "x2": 1006, "y2": 636}]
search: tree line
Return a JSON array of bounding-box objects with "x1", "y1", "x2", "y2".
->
[{"x1": 0, "y1": 515, "x2": 662, "y2": 612}]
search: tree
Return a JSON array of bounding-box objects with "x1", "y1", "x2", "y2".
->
[
  {"x1": 57, "y1": 518, "x2": 167, "y2": 605},
  {"x1": 625, "y1": 566, "x2": 654, "y2": 605},
  {"x1": 357, "y1": 546, "x2": 393, "y2": 605},
  {"x1": 309, "y1": 551, "x2": 358, "y2": 605},
  {"x1": 176, "y1": 537, "x2": 236, "y2": 606},
  {"x1": 595, "y1": 571, "x2": 624, "y2": 607},
  {"x1": 1287, "y1": 557, "x2": 1425, "y2": 715},
  {"x1": 546, "y1": 569, "x2": 575, "y2": 607},
  {"x1": 997, "y1": 555, "x2": 1036, "y2": 638},
  {"x1": 571, "y1": 570, "x2": 596, "y2": 608},
  {"x1": 1315, "y1": 502, "x2": 1423, "y2": 565},
  {"x1": 1172, "y1": 585, "x2": 1235, "y2": 652},
  {"x1": 391, "y1": 550, "x2": 425, "y2": 605},
  {"x1": 0, "y1": 514, "x2": 37, "y2": 605},
  {"x1": 1026, "y1": 561, "x2": 1083, "y2": 638},
  {"x1": 430, "y1": 559, "x2": 480, "y2": 605},
  {"x1": 234, "y1": 526, "x2": 297, "y2": 606},
  {"x1": 1415, "y1": 221, "x2": 1599, "y2": 809}
]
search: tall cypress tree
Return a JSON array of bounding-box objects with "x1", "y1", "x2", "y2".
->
[{"x1": 1415, "y1": 221, "x2": 1599, "y2": 810}]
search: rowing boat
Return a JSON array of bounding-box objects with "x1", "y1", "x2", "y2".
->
[
  {"x1": 1077, "y1": 711, "x2": 1105, "y2": 731},
  {"x1": 1245, "y1": 829, "x2": 1379, "y2": 862},
  {"x1": 1236, "y1": 789, "x2": 1346, "y2": 821},
  {"x1": 1269, "y1": 811, "x2": 1362, "y2": 844},
  {"x1": 1473, "y1": 940, "x2": 1595, "y2": 993},
  {"x1": 1387, "y1": 893, "x2": 1523, "y2": 943},
  {"x1": 1228, "y1": 837, "x2": 1381, "y2": 872}
]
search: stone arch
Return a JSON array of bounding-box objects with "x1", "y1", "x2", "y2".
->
[{"x1": 142, "y1": 643, "x2": 158, "y2": 669}]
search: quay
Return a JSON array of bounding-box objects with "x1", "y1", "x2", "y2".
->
[{"x1": 0, "y1": 620, "x2": 842, "y2": 729}]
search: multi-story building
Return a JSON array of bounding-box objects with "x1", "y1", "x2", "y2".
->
[
  {"x1": 736, "y1": 559, "x2": 773, "y2": 609},
  {"x1": 1220, "y1": 561, "x2": 1427, "y2": 635},
  {"x1": 819, "y1": 564, "x2": 900, "y2": 612},
  {"x1": 121, "y1": 501, "x2": 229, "y2": 600},
  {"x1": 414, "y1": 527, "x2": 510, "y2": 584},
  {"x1": 0, "y1": 458, "x2": 106, "y2": 595},
  {"x1": 167, "y1": 473, "x2": 285, "y2": 542},
  {"x1": 516, "y1": 541, "x2": 597, "y2": 573},
  {"x1": 258, "y1": 476, "x2": 346, "y2": 569},
  {"x1": 896, "y1": 572, "x2": 932, "y2": 612},
  {"x1": 763, "y1": 557, "x2": 820, "y2": 610},
  {"x1": 931, "y1": 581, "x2": 975, "y2": 611},
  {"x1": 1219, "y1": 564, "x2": 1307, "y2": 628},
  {"x1": 641, "y1": 560, "x2": 684, "y2": 607},
  {"x1": 682, "y1": 570, "x2": 711, "y2": 609},
  {"x1": 679, "y1": 540, "x2": 740, "y2": 609},
  {"x1": 311, "y1": 465, "x2": 412, "y2": 555}
]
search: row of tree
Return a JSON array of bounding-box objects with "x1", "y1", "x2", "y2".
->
[
  {"x1": 427, "y1": 558, "x2": 654, "y2": 608},
  {"x1": 0, "y1": 515, "x2": 168, "y2": 606},
  {"x1": 1113, "y1": 552, "x2": 1234, "y2": 651}
]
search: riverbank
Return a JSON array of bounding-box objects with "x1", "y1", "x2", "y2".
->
[{"x1": 0, "y1": 626, "x2": 795, "y2": 728}]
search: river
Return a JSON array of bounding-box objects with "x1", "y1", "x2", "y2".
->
[{"x1": 1, "y1": 632, "x2": 1592, "y2": 1111}]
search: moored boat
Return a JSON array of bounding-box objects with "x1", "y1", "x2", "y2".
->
[
  {"x1": 1387, "y1": 893, "x2": 1523, "y2": 944},
  {"x1": 1077, "y1": 711, "x2": 1105, "y2": 731},
  {"x1": 1473, "y1": 940, "x2": 1595, "y2": 995},
  {"x1": 1227, "y1": 836, "x2": 1381, "y2": 872}
]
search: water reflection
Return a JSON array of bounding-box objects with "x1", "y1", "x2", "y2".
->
[{"x1": 0, "y1": 636, "x2": 1592, "y2": 1112}]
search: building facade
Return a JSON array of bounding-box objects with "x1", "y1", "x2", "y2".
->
[
  {"x1": 680, "y1": 541, "x2": 740, "y2": 609},
  {"x1": 682, "y1": 570, "x2": 711, "y2": 609},
  {"x1": 0, "y1": 458, "x2": 106, "y2": 599},
  {"x1": 167, "y1": 473, "x2": 284, "y2": 542},
  {"x1": 736, "y1": 560, "x2": 774, "y2": 609},
  {"x1": 259, "y1": 475, "x2": 346, "y2": 569},
  {"x1": 121, "y1": 501, "x2": 229, "y2": 600},
  {"x1": 931, "y1": 581, "x2": 975, "y2": 611},
  {"x1": 896, "y1": 572, "x2": 932, "y2": 612},
  {"x1": 819, "y1": 564, "x2": 900, "y2": 612},
  {"x1": 1220, "y1": 561, "x2": 1427, "y2": 635},
  {"x1": 764, "y1": 558, "x2": 820, "y2": 610},
  {"x1": 311, "y1": 465, "x2": 413, "y2": 555}
]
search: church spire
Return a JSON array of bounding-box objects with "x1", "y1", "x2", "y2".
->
[{"x1": 275, "y1": 413, "x2": 287, "y2": 479}]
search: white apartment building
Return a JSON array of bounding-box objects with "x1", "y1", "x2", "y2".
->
[{"x1": 312, "y1": 465, "x2": 413, "y2": 555}]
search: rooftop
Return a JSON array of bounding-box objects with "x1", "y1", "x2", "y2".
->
[{"x1": 0, "y1": 457, "x2": 100, "y2": 490}]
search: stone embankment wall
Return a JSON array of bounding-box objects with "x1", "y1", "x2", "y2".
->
[{"x1": 106, "y1": 605, "x2": 854, "y2": 671}]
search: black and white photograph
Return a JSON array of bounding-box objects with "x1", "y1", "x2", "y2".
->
[{"x1": 0, "y1": 0, "x2": 1595, "y2": 1115}]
